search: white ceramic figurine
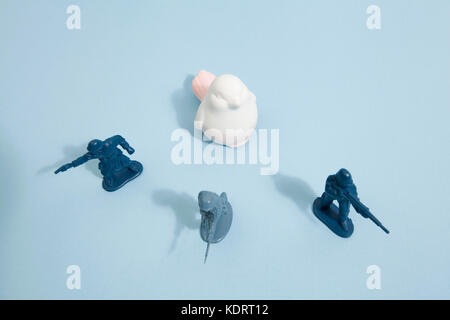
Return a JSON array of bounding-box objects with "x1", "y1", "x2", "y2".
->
[{"x1": 192, "y1": 70, "x2": 258, "y2": 148}]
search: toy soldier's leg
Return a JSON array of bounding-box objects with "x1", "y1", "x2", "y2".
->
[
  {"x1": 104, "y1": 174, "x2": 114, "y2": 187},
  {"x1": 101, "y1": 165, "x2": 114, "y2": 188},
  {"x1": 337, "y1": 199, "x2": 350, "y2": 231},
  {"x1": 129, "y1": 161, "x2": 141, "y2": 172},
  {"x1": 319, "y1": 193, "x2": 333, "y2": 210},
  {"x1": 121, "y1": 154, "x2": 140, "y2": 172},
  {"x1": 119, "y1": 155, "x2": 131, "y2": 169}
]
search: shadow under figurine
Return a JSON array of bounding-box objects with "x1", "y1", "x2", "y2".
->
[
  {"x1": 55, "y1": 135, "x2": 143, "y2": 192},
  {"x1": 312, "y1": 168, "x2": 389, "y2": 238},
  {"x1": 198, "y1": 191, "x2": 233, "y2": 263}
]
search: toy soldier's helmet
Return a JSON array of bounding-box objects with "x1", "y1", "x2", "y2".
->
[
  {"x1": 87, "y1": 139, "x2": 103, "y2": 153},
  {"x1": 198, "y1": 191, "x2": 230, "y2": 215},
  {"x1": 336, "y1": 168, "x2": 353, "y2": 187},
  {"x1": 198, "y1": 191, "x2": 217, "y2": 213}
]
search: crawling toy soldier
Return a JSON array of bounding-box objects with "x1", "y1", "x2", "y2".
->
[
  {"x1": 312, "y1": 168, "x2": 389, "y2": 238},
  {"x1": 198, "y1": 191, "x2": 233, "y2": 263},
  {"x1": 55, "y1": 135, "x2": 143, "y2": 192}
]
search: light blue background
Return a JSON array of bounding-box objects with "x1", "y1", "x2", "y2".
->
[{"x1": 1, "y1": 0, "x2": 449, "y2": 299}]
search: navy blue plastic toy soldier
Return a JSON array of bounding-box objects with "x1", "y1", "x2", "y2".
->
[
  {"x1": 313, "y1": 168, "x2": 389, "y2": 238},
  {"x1": 198, "y1": 191, "x2": 233, "y2": 263},
  {"x1": 55, "y1": 135, "x2": 143, "y2": 192}
]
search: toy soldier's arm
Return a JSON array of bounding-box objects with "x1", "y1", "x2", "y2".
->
[
  {"x1": 54, "y1": 153, "x2": 95, "y2": 174},
  {"x1": 113, "y1": 135, "x2": 135, "y2": 155}
]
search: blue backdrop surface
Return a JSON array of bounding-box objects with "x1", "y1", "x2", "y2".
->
[{"x1": 0, "y1": 0, "x2": 449, "y2": 299}]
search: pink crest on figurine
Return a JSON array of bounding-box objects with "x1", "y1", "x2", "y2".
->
[{"x1": 192, "y1": 70, "x2": 216, "y2": 101}]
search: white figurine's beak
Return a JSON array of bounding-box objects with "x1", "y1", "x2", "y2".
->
[{"x1": 229, "y1": 97, "x2": 241, "y2": 109}]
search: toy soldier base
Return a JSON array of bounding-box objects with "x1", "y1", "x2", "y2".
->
[
  {"x1": 200, "y1": 209, "x2": 233, "y2": 245},
  {"x1": 102, "y1": 160, "x2": 143, "y2": 192},
  {"x1": 312, "y1": 198, "x2": 354, "y2": 238}
]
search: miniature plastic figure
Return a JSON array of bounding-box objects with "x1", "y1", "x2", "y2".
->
[
  {"x1": 312, "y1": 168, "x2": 389, "y2": 238},
  {"x1": 192, "y1": 70, "x2": 258, "y2": 148},
  {"x1": 198, "y1": 191, "x2": 233, "y2": 263},
  {"x1": 55, "y1": 135, "x2": 143, "y2": 192}
]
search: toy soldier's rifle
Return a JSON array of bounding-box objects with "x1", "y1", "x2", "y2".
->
[
  {"x1": 203, "y1": 214, "x2": 216, "y2": 264},
  {"x1": 343, "y1": 192, "x2": 390, "y2": 234},
  {"x1": 54, "y1": 153, "x2": 93, "y2": 174}
]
